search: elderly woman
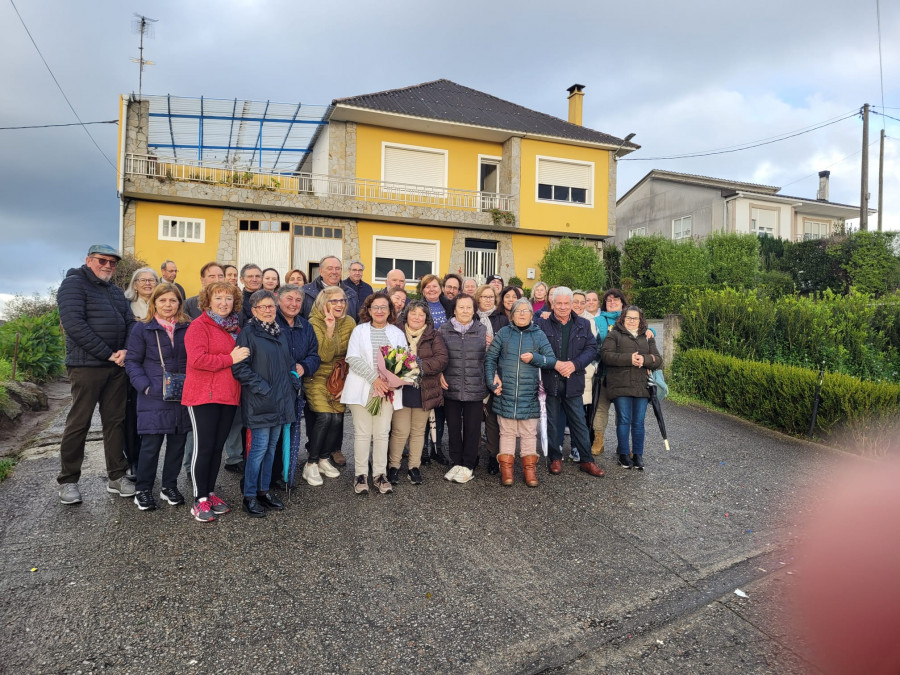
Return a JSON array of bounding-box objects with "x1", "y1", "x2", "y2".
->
[
  {"x1": 304, "y1": 287, "x2": 355, "y2": 482},
  {"x1": 232, "y1": 290, "x2": 301, "y2": 517},
  {"x1": 531, "y1": 282, "x2": 549, "y2": 313},
  {"x1": 125, "y1": 282, "x2": 191, "y2": 510},
  {"x1": 474, "y1": 284, "x2": 508, "y2": 336},
  {"x1": 388, "y1": 287, "x2": 408, "y2": 316},
  {"x1": 274, "y1": 284, "x2": 320, "y2": 488},
  {"x1": 600, "y1": 305, "x2": 661, "y2": 471},
  {"x1": 439, "y1": 294, "x2": 488, "y2": 484},
  {"x1": 499, "y1": 285, "x2": 523, "y2": 321},
  {"x1": 183, "y1": 280, "x2": 249, "y2": 523},
  {"x1": 341, "y1": 293, "x2": 408, "y2": 495},
  {"x1": 485, "y1": 298, "x2": 557, "y2": 487},
  {"x1": 387, "y1": 300, "x2": 448, "y2": 485},
  {"x1": 286, "y1": 269, "x2": 308, "y2": 287},
  {"x1": 262, "y1": 268, "x2": 281, "y2": 292}
]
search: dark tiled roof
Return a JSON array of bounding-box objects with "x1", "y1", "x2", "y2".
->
[{"x1": 334, "y1": 79, "x2": 638, "y2": 149}]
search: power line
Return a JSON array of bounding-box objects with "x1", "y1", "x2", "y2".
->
[
  {"x1": 872, "y1": 110, "x2": 900, "y2": 125},
  {"x1": 620, "y1": 112, "x2": 858, "y2": 161},
  {"x1": 8, "y1": 0, "x2": 117, "y2": 172},
  {"x1": 780, "y1": 138, "x2": 881, "y2": 189},
  {"x1": 0, "y1": 120, "x2": 118, "y2": 131}
]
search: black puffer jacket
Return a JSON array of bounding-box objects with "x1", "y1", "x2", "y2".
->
[
  {"x1": 231, "y1": 321, "x2": 301, "y2": 428},
  {"x1": 600, "y1": 324, "x2": 661, "y2": 399},
  {"x1": 439, "y1": 321, "x2": 488, "y2": 402},
  {"x1": 58, "y1": 266, "x2": 134, "y2": 367}
]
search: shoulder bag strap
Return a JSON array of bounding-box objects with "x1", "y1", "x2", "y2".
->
[{"x1": 155, "y1": 332, "x2": 167, "y2": 371}]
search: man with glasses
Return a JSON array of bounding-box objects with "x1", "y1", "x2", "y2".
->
[
  {"x1": 56, "y1": 244, "x2": 137, "y2": 504},
  {"x1": 344, "y1": 260, "x2": 374, "y2": 306},
  {"x1": 299, "y1": 255, "x2": 359, "y2": 321},
  {"x1": 160, "y1": 260, "x2": 186, "y2": 299}
]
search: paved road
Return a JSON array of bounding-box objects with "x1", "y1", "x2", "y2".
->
[{"x1": 0, "y1": 399, "x2": 845, "y2": 674}]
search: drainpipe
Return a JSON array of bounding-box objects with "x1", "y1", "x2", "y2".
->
[{"x1": 118, "y1": 96, "x2": 129, "y2": 255}]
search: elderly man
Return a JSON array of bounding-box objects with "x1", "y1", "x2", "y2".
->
[
  {"x1": 239, "y1": 263, "x2": 263, "y2": 324},
  {"x1": 535, "y1": 287, "x2": 604, "y2": 477},
  {"x1": 160, "y1": 260, "x2": 186, "y2": 299},
  {"x1": 184, "y1": 262, "x2": 225, "y2": 320},
  {"x1": 384, "y1": 268, "x2": 407, "y2": 292},
  {"x1": 56, "y1": 245, "x2": 137, "y2": 504},
  {"x1": 344, "y1": 260, "x2": 374, "y2": 306},
  {"x1": 300, "y1": 255, "x2": 359, "y2": 320}
]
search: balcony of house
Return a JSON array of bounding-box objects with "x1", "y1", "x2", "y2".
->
[{"x1": 123, "y1": 154, "x2": 518, "y2": 229}]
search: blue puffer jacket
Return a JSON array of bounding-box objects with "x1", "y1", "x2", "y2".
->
[
  {"x1": 232, "y1": 321, "x2": 301, "y2": 428},
  {"x1": 484, "y1": 322, "x2": 557, "y2": 419},
  {"x1": 124, "y1": 319, "x2": 191, "y2": 435},
  {"x1": 534, "y1": 313, "x2": 598, "y2": 399},
  {"x1": 58, "y1": 266, "x2": 134, "y2": 367},
  {"x1": 276, "y1": 311, "x2": 321, "y2": 381}
]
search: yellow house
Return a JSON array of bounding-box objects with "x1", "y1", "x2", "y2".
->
[{"x1": 118, "y1": 81, "x2": 638, "y2": 296}]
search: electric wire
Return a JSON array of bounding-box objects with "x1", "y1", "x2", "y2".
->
[
  {"x1": 780, "y1": 138, "x2": 881, "y2": 189},
  {"x1": 0, "y1": 120, "x2": 118, "y2": 131},
  {"x1": 8, "y1": 0, "x2": 117, "y2": 172}
]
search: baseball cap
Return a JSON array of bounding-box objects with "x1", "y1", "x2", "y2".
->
[
  {"x1": 87, "y1": 244, "x2": 122, "y2": 260},
  {"x1": 486, "y1": 274, "x2": 503, "y2": 284}
]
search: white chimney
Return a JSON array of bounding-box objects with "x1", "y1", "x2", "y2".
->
[{"x1": 817, "y1": 170, "x2": 830, "y2": 201}]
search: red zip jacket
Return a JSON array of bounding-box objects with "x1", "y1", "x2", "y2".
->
[{"x1": 182, "y1": 312, "x2": 241, "y2": 407}]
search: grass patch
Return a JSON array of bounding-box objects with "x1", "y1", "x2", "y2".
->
[{"x1": 0, "y1": 457, "x2": 16, "y2": 482}]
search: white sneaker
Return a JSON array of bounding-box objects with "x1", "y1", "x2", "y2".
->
[
  {"x1": 302, "y1": 462, "x2": 323, "y2": 486},
  {"x1": 318, "y1": 459, "x2": 340, "y2": 479},
  {"x1": 444, "y1": 465, "x2": 462, "y2": 482},
  {"x1": 453, "y1": 467, "x2": 474, "y2": 484}
]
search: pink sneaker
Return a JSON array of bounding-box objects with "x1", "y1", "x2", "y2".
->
[
  {"x1": 191, "y1": 500, "x2": 216, "y2": 523},
  {"x1": 208, "y1": 493, "x2": 230, "y2": 515}
]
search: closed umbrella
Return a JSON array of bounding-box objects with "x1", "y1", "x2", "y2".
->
[
  {"x1": 647, "y1": 374, "x2": 670, "y2": 451},
  {"x1": 285, "y1": 391, "x2": 305, "y2": 498},
  {"x1": 538, "y1": 381, "x2": 548, "y2": 456}
]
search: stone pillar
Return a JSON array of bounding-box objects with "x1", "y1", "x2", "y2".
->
[
  {"x1": 500, "y1": 136, "x2": 522, "y2": 222},
  {"x1": 607, "y1": 152, "x2": 617, "y2": 239},
  {"x1": 662, "y1": 314, "x2": 681, "y2": 372},
  {"x1": 125, "y1": 98, "x2": 150, "y2": 155}
]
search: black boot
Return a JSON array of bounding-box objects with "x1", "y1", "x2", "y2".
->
[
  {"x1": 257, "y1": 492, "x2": 285, "y2": 510},
  {"x1": 631, "y1": 454, "x2": 644, "y2": 471},
  {"x1": 487, "y1": 455, "x2": 500, "y2": 475}
]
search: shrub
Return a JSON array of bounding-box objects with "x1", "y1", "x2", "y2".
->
[
  {"x1": 754, "y1": 270, "x2": 795, "y2": 300},
  {"x1": 678, "y1": 288, "x2": 776, "y2": 361},
  {"x1": 671, "y1": 349, "x2": 900, "y2": 443},
  {"x1": 621, "y1": 235, "x2": 668, "y2": 288},
  {"x1": 785, "y1": 238, "x2": 845, "y2": 294},
  {"x1": 603, "y1": 244, "x2": 622, "y2": 289},
  {"x1": 112, "y1": 253, "x2": 150, "y2": 291},
  {"x1": 653, "y1": 239, "x2": 711, "y2": 286},
  {"x1": 538, "y1": 238, "x2": 606, "y2": 291},
  {"x1": 0, "y1": 458, "x2": 15, "y2": 483},
  {"x1": 507, "y1": 276, "x2": 524, "y2": 288},
  {"x1": 2, "y1": 288, "x2": 58, "y2": 322},
  {"x1": 630, "y1": 284, "x2": 723, "y2": 318},
  {"x1": 835, "y1": 231, "x2": 900, "y2": 296},
  {"x1": 705, "y1": 233, "x2": 760, "y2": 286},
  {"x1": 0, "y1": 310, "x2": 66, "y2": 383}
]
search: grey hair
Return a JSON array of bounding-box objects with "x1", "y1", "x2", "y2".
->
[
  {"x1": 249, "y1": 289, "x2": 277, "y2": 308},
  {"x1": 552, "y1": 286, "x2": 573, "y2": 301},
  {"x1": 349, "y1": 260, "x2": 364, "y2": 270},
  {"x1": 124, "y1": 267, "x2": 158, "y2": 300},
  {"x1": 160, "y1": 260, "x2": 176, "y2": 272},
  {"x1": 319, "y1": 255, "x2": 341, "y2": 267},
  {"x1": 240, "y1": 263, "x2": 261, "y2": 278},
  {"x1": 463, "y1": 276, "x2": 477, "y2": 285},
  {"x1": 510, "y1": 298, "x2": 534, "y2": 318},
  {"x1": 277, "y1": 284, "x2": 302, "y2": 297}
]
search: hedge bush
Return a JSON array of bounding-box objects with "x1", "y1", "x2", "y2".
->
[
  {"x1": 706, "y1": 233, "x2": 760, "y2": 286},
  {"x1": 538, "y1": 238, "x2": 606, "y2": 291},
  {"x1": 0, "y1": 310, "x2": 66, "y2": 383},
  {"x1": 630, "y1": 283, "x2": 725, "y2": 318},
  {"x1": 671, "y1": 349, "x2": 900, "y2": 441}
]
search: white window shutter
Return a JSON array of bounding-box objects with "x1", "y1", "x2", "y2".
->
[
  {"x1": 538, "y1": 159, "x2": 591, "y2": 190},
  {"x1": 383, "y1": 146, "x2": 445, "y2": 188}
]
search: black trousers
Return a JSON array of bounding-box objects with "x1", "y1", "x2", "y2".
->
[
  {"x1": 308, "y1": 411, "x2": 344, "y2": 463},
  {"x1": 444, "y1": 399, "x2": 482, "y2": 470},
  {"x1": 135, "y1": 433, "x2": 186, "y2": 492},
  {"x1": 187, "y1": 403, "x2": 236, "y2": 500}
]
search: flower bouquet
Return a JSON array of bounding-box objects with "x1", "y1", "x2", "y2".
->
[{"x1": 365, "y1": 345, "x2": 421, "y2": 415}]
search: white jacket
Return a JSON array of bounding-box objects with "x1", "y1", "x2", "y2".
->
[{"x1": 340, "y1": 322, "x2": 408, "y2": 410}]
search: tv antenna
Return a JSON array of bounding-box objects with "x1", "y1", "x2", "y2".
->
[{"x1": 131, "y1": 14, "x2": 157, "y2": 99}]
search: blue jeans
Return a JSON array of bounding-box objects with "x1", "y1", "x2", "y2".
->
[
  {"x1": 244, "y1": 425, "x2": 280, "y2": 497},
  {"x1": 613, "y1": 397, "x2": 649, "y2": 456},
  {"x1": 545, "y1": 395, "x2": 594, "y2": 464}
]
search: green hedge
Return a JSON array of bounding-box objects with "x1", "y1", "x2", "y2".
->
[
  {"x1": 0, "y1": 310, "x2": 65, "y2": 383},
  {"x1": 671, "y1": 349, "x2": 900, "y2": 439},
  {"x1": 630, "y1": 284, "x2": 726, "y2": 318}
]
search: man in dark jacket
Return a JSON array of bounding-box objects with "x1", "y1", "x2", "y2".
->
[
  {"x1": 343, "y1": 260, "x2": 374, "y2": 306},
  {"x1": 535, "y1": 287, "x2": 604, "y2": 478},
  {"x1": 184, "y1": 261, "x2": 224, "y2": 320},
  {"x1": 239, "y1": 263, "x2": 263, "y2": 325},
  {"x1": 56, "y1": 244, "x2": 137, "y2": 504},
  {"x1": 299, "y1": 255, "x2": 358, "y2": 321}
]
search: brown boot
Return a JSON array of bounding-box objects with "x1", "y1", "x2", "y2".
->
[
  {"x1": 522, "y1": 455, "x2": 539, "y2": 488},
  {"x1": 591, "y1": 436, "x2": 604, "y2": 456},
  {"x1": 498, "y1": 454, "x2": 514, "y2": 486}
]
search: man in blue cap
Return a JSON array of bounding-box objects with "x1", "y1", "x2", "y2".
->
[{"x1": 56, "y1": 244, "x2": 136, "y2": 504}]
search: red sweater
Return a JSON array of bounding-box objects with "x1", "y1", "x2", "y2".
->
[{"x1": 182, "y1": 312, "x2": 241, "y2": 407}]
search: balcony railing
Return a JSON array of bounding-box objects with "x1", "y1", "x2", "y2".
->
[{"x1": 124, "y1": 154, "x2": 516, "y2": 213}]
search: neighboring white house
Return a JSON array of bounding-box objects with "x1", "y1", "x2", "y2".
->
[{"x1": 615, "y1": 169, "x2": 867, "y2": 246}]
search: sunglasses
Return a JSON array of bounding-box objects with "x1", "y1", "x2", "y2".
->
[{"x1": 91, "y1": 257, "x2": 119, "y2": 268}]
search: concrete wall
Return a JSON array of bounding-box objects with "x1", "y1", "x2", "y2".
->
[{"x1": 615, "y1": 180, "x2": 723, "y2": 245}]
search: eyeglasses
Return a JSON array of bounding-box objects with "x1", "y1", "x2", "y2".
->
[
  {"x1": 91, "y1": 256, "x2": 118, "y2": 268},
  {"x1": 370, "y1": 305, "x2": 390, "y2": 312},
  {"x1": 254, "y1": 304, "x2": 277, "y2": 311},
  {"x1": 137, "y1": 278, "x2": 156, "y2": 285},
  {"x1": 513, "y1": 308, "x2": 532, "y2": 314},
  {"x1": 624, "y1": 315, "x2": 640, "y2": 322},
  {"x1": 328, "y1": 299, "x2": 347, "y2": 305}
]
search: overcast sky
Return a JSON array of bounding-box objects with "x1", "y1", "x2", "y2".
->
[{"x1": 1, "y1": 0, "x2": 897, "y2": 311}]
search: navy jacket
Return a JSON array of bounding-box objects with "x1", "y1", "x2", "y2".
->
[
  {"x1": 232, "y1": 322, "x2": 301, "y2": 428},
  {"x1": 299, "y1": 277, "x2": 359, "y2": 322},
  {"x1": 58, "y1": 266, "x2": 134, "y2": 367},
  {"x1": 276, "y1": 311, "x2": 321, "y2": 381},
  {"x1": 124, "y1": 319, "x2": 191, "y2": 435},
  {"x1": 343, "y1": 278, "x2": 374, "y2": 305},
  {"x1": 535, "y1": 312, "x2": 597, "y2": 399}
]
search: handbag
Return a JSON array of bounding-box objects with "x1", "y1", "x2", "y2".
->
[
  {"x1": 155, "y1": 333, "x2": 186, "y2": 402},
  {"x1": 326, "y1": 357, "x2": 349, "y2": 400},
  {"x1": 649, "y1": 368, "x2": 668, "y2": 401}
]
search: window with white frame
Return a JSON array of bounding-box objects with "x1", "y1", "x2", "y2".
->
[
  {"x1": 750, "y1": 206, "x2": 778, "y2": 237},
  {"x1": 373, "y1": 237, "x2": 439, "y2": 283},
  {"x1": 382, "y1": 144, "x2": 447, "y2": 188},
  {"x1": 536, "y1": 157, "x2": 593, "y2": 205},
  {"x1": 672, "y1": 216, "x2": 692, "y2": 240},
  {"x1": 629, "y1": 227, "x2": 647, "y2": 238},
  {"x1": 239, "y1": 219, "x2": 290, "y2": 232},
  {"x1": 803, "y1": 219, "x2": 831, "y2": 240},
  {"x1": 159, "y1": 216, "x2": 205, "y2": 243}
]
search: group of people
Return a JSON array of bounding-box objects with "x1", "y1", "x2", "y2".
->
[{"x1": 56, "y1": 245, "x2": 661, "y2": 523}]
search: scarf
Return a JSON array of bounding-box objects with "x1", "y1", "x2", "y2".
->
[
  {"x1": 627, "y1": 327, "x2": 639, "y2": 337},
  {"x1": 450, "y1": 317, "x2": 474, "y2": 334},
  {"x1": 154, "y1": 315, "x2": 176, "y2": 344},
  {"x1": 404, "y1": 323, "x2": 426, "y2": 355},
  {"x1": 476, "y1": 309, "x2": 495, "y2": 339},
  {"x1": 206, "y1": 310, "x2": 240, "y2": 341},
  {"x1": 251, "y1": 316, "x2": 280, "y2": 337}
]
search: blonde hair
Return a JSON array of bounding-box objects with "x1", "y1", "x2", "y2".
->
[
  {"x1": 312, "y1": 286, "x2": 347, "y2": 316},
  {"x1": 142, "y1": 282, "x2": 190, "y2": 324}
]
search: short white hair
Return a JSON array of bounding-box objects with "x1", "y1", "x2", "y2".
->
[{"x1": 552, "y1": 286, "x2": 573, "y2": 301}]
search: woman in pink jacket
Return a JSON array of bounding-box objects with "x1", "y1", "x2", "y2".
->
[{"x1": 183, "y1": 281, "x2": 249, "y2": 523}]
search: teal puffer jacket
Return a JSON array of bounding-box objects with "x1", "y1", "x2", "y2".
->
[{"x1": 484, "y1": 322, "x2": 557, "y2": 419}]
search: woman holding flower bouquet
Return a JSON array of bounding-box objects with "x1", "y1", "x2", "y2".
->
[
  {"x1": 387, "y1": 300, "x2": 448, "y2": 486},
  {"x1": 341, "y1": 294, "x2": 408, "y2": 495}
]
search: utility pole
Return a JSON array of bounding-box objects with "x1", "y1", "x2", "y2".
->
[
  {"x1": 878, "y1": 128, "x2": 885, "y2": 232},
  {"x1": 860, "y1": 103, "x2": 869, "y2": 231}
]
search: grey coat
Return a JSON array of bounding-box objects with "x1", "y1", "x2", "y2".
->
[{"x1": 438, "y1": 320, "x2": 488, "y2": 402}]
